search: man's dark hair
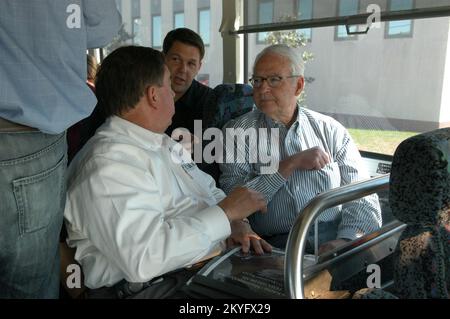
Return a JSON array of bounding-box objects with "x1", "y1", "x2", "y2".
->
[
  {"x1": 95, "y1": 46, "x2": 165, "y2": 117},
  {"x1": 163, "y1": 28, "x2": 205, "y2": 60}
]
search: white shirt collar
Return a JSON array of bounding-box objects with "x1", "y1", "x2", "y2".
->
[{"x1": 101, "y1": 115, "x2": 169, "y2": 151}]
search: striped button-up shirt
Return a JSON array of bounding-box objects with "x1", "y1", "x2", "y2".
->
[{"x1": 219, "y1": 106, "x2": 382, "y2": 240}]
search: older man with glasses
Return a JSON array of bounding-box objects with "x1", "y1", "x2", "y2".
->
[{"x1": 219, "y1": 44, "x2": 382, "y2": 254}]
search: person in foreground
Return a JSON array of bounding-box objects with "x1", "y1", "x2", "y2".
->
[
  {"x1": 0, "y1": 0, "x2": 120, "y2": 298},
  {"x1": 219, "y1": 44, "x2": 382, "y2": 253},
  {"x1": 64, "y1": 46, "x2": 267, "y2": 299},
  {"x1": 163, "y1": 28, "x2": 220, "y2": 181}
]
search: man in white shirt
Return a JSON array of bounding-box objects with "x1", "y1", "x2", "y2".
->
[{"x1": 64, "y1": 46, "x2": 267, "y2": 298}]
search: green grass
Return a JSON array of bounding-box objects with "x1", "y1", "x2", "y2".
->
[{"x1": 348, "y1": 129, "x2": 418, "y2": 156}]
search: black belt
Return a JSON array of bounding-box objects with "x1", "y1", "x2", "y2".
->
[
  {"x1": 112, "y1": 266, "x2": 199, "y2": 299},
  {"x1": 114, "y1": 275, "x2": 166, "y2": 299}
]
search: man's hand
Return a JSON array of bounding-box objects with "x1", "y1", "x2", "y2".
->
[
  {"x1": 227, "y1": 220, "x2": 272, "y2": 255},
  {"x1": 279, "y1": 146, "x2": 331, "y2": 178},
  {"x1": 318, "y1": 238, "x2": 350, "y2": 255},
  {"x1": 218, "y1": 187, "x2": 267, "y2": 222},
  {"x1": 295, "y1": 146, "x2": 331, "y2": 170}
]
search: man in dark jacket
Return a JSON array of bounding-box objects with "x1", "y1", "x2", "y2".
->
[{"x1": 163, "y1": 28, "x2": 220, "y2": 182}]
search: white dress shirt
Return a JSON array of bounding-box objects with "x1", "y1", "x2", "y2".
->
[{"x1": 64, "y1": 116, "x2": 230, "y2": 289}]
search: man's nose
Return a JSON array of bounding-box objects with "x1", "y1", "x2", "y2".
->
[
  {"x1": 177, "y1": 62, "x2": 187, "y2": 73},
  {"x1": 259, "y1": 79, "x2": 271, "y2": 92}
]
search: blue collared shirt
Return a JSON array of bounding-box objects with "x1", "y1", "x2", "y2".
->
[
  {"x1": 219, "y1": 106, "x2": 382, "y2": 240},
  {"x1": 0, "y1": 0, "x2": 121, "y2": 133}
]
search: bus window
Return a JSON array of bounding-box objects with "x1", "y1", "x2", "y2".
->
[
  {"x1": 106, "y1": 0, "x2": 450, "y2": 157},
  {"x1": 107, "y1": 0, "x2": 224, "y2": 88},
  {"x1": 242, "y1": 0, "x2": 450, "y2": 156}
]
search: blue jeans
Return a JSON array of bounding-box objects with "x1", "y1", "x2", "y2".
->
[{"x1": 0, "y1": 131, "x2": 67, "y2": 298}]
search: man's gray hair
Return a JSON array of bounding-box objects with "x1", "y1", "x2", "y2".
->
[{"x1": 253, "y1": 44, "x2": 304, "y2": 77}]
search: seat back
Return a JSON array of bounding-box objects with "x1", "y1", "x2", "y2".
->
[
  {"x1": 211, "y1": 83, "x2": 255, "y2": 129},
  {"x1": 353, "y1": 128, "x2": 450, "y2": 299},
  {"x1": 389, "y1": 128, "x2": 450, "y2": 299}
]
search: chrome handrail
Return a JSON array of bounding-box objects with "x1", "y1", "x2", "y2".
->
[{"x1": 284, "y1": 174, "x2": 390, "y2": 299}]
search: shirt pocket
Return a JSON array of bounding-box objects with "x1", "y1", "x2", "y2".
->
[{"x1": 300, "y1": 161, "x2": 341, "y2": 192}]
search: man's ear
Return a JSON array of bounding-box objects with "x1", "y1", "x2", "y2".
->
[
  {"x1": 145, "y1": 85, "x2": 159, "y2": 110},
  {"x1": 295, "y1": 76, "x2": 305, "y2": 96}
]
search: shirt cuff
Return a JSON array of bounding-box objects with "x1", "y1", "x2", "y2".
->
[{"x1": 196, "y1": 205, "x2": 231, "y2": 242}]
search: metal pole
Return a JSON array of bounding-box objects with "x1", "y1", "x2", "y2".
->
[{"x1": 284, "y1": 174, "x2": 390, "y2": 299}]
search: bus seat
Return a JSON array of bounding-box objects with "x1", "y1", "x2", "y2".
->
[
  {"x1": 67, "y1": 103, "x2": 105, "y2": 164},
  {"x1": 354, "y1": 128, "x2": 450, "y2": 299},
  {"x1": 211, "y1": 83, "x2": 255, "y2": 129},
  {"x1": 389, "y1": 127, "x2": 450, "y2": 299}
]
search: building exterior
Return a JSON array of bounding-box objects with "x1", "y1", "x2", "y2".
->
[
  {"x1": 116, "y1": 0, "x2": 450, "y2": 131},
  {"x1": 116, "y1": 0, "x2": 223, "y2": 87}
]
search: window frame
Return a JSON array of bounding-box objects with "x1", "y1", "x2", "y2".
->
[
  {"x1": 198, "y1": 7, "x2": 211, "y2": 46},
  {"x1": 334, "y1": 0, "x2": 361, "y2": 41},
  {"x1": 174, "y1": 11, "x2": 185, "y2": 29},
  {"x1": 256, "y1": 0, "x2": 274, "y2": 44},
  {"x1": 151, "y1": 14, "x2": 162, "y2": 48},
  {"x1": 131, "y1": 0, "x2": 141, "y2": 45},
  {"x1": 385, "y1": 0, "x2": 415, "y2": 39},
  {"x1": 295, "y1": 0, "x2": 314, "y2": 42}
]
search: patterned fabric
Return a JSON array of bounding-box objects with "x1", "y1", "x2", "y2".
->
[
  {"x1": 352, "y1": 288, "x2": 398, "y2": 299},
  {"x1": 211, "y1": 83, "x2": 255, "y2": 129},
  {"x1": 219, "y1": 106, "x2": 381, "y2": 239},
  {"x1": 353, "y1": 128, "x2": 450, "y2": 299},
  {"x1": 389, "y1": 128, "x2": 450, "y2": 299}
]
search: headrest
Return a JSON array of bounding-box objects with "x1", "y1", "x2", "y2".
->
[
  {"x1": 211, "y1": 83, "x2": 255, "y2": 129},
  {"x1": 389, "y1": 128, "x2": 450, "y2": 226}
]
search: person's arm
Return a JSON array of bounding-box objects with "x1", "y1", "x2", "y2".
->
[
  {"x1": 83, "y1": 0, "x2": 121, "y2": 48},
  {"x1": 334, "y1": 130, "x2": 382, "y2": 240},
  {"x1": 219, "y1": 122, "x2": 328, "y2": 254},
  {"x1": 219, "y1": 123, "x2": 331, "y2": 204},
  {"x1": 70, "y1": 156, "x2": 231, "y2": 283},
  {"x1": 219, "y1": 122, "x2": 287, "y2": 203}
]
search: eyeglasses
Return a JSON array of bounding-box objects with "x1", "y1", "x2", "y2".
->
[{"x1": 249, "y1": 75, "x2": 301, "y2": 88}]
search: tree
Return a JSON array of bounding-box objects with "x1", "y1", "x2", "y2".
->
[
  {"x1": 265, "y1": 15, "x2": 315, "y2": 103},
  {"x1": 104, "y1": 23, "x2": 134, "y2": 55}
]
